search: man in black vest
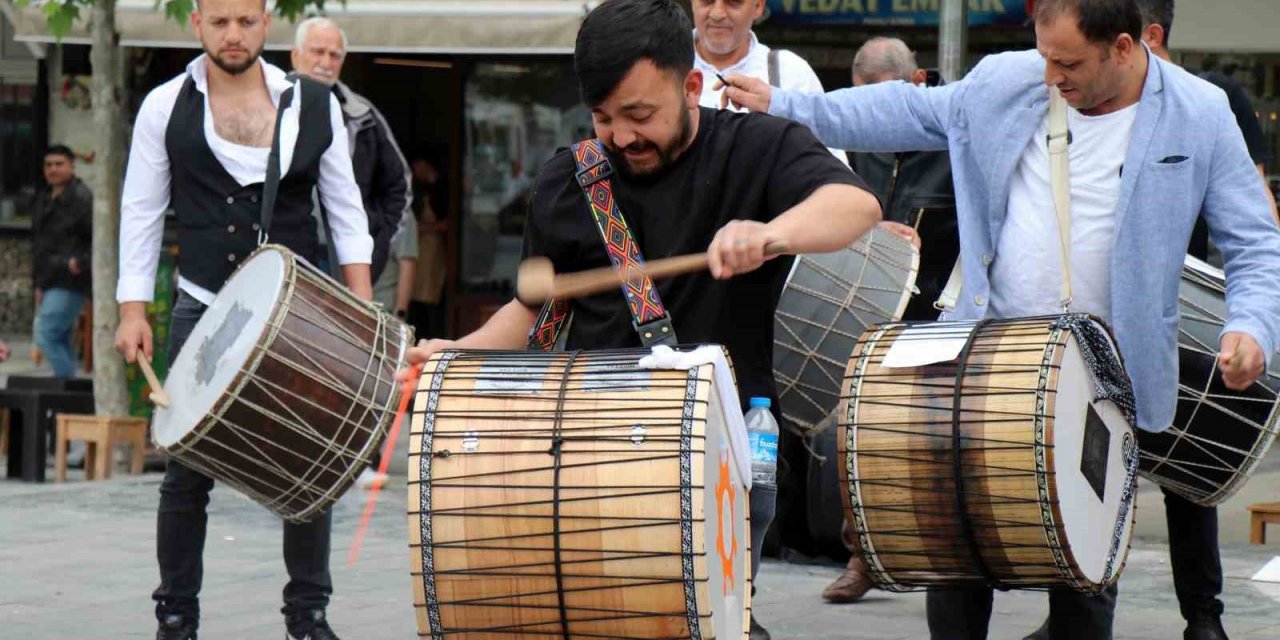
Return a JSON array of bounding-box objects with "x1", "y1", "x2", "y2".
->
[{"x1": 114, "y1": 2, "x2": 373, "y2": 639}]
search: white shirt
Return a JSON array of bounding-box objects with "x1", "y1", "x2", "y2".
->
[
  {"x1": 117, "y1": 55, "x2": 373, "y2": 305},
  {"x1": 988, "y1": 103, "x2": 1140, "y2": 323},
  {"x1": 693, "y1": 31, "x2": 848, "y2": 165}
]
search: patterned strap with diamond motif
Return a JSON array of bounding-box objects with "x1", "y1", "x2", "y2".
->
[{"x1": 525, "y1": 139, "x2": 678, "y2": 351}]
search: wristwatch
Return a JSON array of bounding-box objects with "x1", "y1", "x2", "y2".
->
[{"x1": 394, "y1": 308, "x2": 408, "y2": 320}]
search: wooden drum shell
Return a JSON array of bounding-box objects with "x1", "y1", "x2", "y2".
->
[{"x1": 408, "y1": 350, "x2": 750, "y2": 640}]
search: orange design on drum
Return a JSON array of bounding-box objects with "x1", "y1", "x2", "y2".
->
[{"x1": 716, "y1": 449, "x2": 739, "y2": 595}]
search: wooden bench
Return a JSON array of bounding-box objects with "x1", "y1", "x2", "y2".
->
[
  {"x1": 1249, "y1": 502, "x2": 1280, "y2": 544},
  {"x1": 54, "y1": 415, "x2": 149, "y2": 482}
]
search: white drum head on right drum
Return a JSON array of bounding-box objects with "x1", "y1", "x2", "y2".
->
[{"x1": 1052, "y1": 334, "x2": 1136, "y2": 586}]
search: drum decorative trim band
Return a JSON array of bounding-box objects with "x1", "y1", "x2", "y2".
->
[
  {"x1": 1034, "y1": 324, "x2": 1076, "y2": 591},
  {"x1": 680, "y1": 369, "x2": 703, "y2": 640},
  {"x1": 842, "y1": 324, "x2": 896, "y2": 590},
  {"x1": 418, "y1": 350, "x2": 454, "y2": 640}
]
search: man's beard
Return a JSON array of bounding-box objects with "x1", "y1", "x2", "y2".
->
[
  {"x1": 608, "y1": 106, "x2": 694, "y2": 182},
  {"x1": 207, "y1": 43, "x2": 263, "y2": 76}
]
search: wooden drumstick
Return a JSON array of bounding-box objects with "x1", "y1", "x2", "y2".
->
[
  {"x1": 517, "y1": 241, "x2": 790, "y2": 304},
  {"x1": 135, "y1": 354, "x2": 171, "y2": 408}
]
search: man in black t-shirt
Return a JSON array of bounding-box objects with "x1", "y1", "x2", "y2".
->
[{"x1": 405, "y1": 1, "x2": 881, "y2": 637}]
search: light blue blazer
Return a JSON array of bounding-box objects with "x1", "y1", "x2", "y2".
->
[{"x1": 771, "y1": 49, "x2": 1280, "y2": 432}]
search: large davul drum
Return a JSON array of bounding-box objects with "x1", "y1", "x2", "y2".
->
[
  {"x1": 774, "y1": 228, "x2": 919, "y2": 432},
  {"x1": 1137, "y1": 255, "x2": 1280, "y2": 506},
  {"x1": 152, "y1": 245, "x2": 413, "y2": 522},
  {"x1": 408, "y1": 349, "x2": 750, "y2": 640},
  {"x1": 839, "y1": 315, "x2": 1138, "y2": 593}
]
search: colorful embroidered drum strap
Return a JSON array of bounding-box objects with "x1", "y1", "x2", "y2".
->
[{"x1": 526, "y1": 139, "x2": 677, "y2": 351}]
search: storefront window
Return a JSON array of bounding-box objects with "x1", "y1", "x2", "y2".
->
[
  {"x1": 0, "y1": 80, "x2": 39, "y2": 224},
  {"x1": 460, "y1": 59, "x2": 592, "y2": 298}
]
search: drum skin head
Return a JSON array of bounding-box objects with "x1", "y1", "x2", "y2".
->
[
  {"x1": 153, "y1": 247, "x2": 286, "y2": 447},
  {"x1": 1052, "y1": 336, "x2": 1136, "y2": 586}
]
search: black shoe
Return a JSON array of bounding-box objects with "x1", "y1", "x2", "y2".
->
[
  {"x1": 1023, "y1": 618, "x2": 1050, "y2": 640},
  {"x1": 749, "y1": 614, "x2": 771, "y2": 640},
  {"x1": 156, "y1": 614, "x2": 197, "y2": 640},
  {"x1": 287, "y1": 610, "x2": 342, "y2": 640},
  {"x1": 1185, "y1": 617, "x2": 1229, "y2": 640}
]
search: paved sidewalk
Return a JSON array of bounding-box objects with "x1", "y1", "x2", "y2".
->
[{"x1": 1, "y1": 471, "x2": 1277, "y2": 640}]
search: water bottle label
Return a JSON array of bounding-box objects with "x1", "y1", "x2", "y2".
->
[{"x1": 749, "y1": 432, "x2": 778, "y2": 464}]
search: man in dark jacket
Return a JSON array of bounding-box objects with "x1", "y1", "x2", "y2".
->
[
  {"x1": 847, "y1": 38, "x2": 958, "y2": 322},
  {"x1": 31, "y1": 144, "x2": 92, "y2": 379},
  {"x1": 291, "y1": 17, "x2": 411, "y2": 282}
]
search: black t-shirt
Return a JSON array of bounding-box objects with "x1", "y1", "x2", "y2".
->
[
  {"x1": 1199, "y1": 71, "x2": 1271, "y2": 165},
  {"x1": 1189, "y1": 70, "x2": 1272, "y2": 261},
  {"x1": 524, "y1": 107, "x2": 872, "y2": 406}
]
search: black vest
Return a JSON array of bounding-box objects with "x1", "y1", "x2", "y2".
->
[{"x1": 165, "y1": 74, "x2": 333, "y2": 292}]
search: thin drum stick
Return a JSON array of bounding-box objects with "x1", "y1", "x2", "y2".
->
[
  {"x1": 517, "y1": 241, "x2": 790, "y2": 304},
  {"x1": 348, "y1": 363, "x2": 421, "y2": 566},
  {"x1": 135, "y1": 355, "x2": 171, "y2": 408}
]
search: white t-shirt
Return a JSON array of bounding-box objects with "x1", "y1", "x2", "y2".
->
[
  {"x1": 988, "y1": 103, "x2": 1140, "y2": 323},
  {"x1": 693, "y1": 30, "x2": 847, "y2": 165}
]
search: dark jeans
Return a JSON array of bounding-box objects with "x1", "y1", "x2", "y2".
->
[
  {"x1": 1163, "y1": 486, "x2": 1224, "y2": 622},
  {"x1": 926, "y1": 584, "x2": 1117, "y2": 640},
  {"x1": 750, "y1": 483, "x2": 777, "y2": 583},
  {"x1": 152, "y1": 291, "x2": 334, "y2": 625}
]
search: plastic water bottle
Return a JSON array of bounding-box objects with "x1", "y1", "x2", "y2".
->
[{"x1": 745, "y1": 397, "x2": 779, "y2": 488}]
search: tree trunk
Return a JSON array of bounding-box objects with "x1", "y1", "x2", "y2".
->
[{"x1": 90, "y1": 0, "x2": 128, "y2": 416}]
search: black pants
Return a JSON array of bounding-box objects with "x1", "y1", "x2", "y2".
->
[
  {"x1": 1163, "y1": 486, "x2": 1224, "y2": 622},
  {"x1": 152, "y1": 291, "x2": 333, "y2": 625},
  {"x1": 926, "y1": 584, "x2": 1117, "y2": 640}
]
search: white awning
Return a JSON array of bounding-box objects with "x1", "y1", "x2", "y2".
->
[
  {"x1": 1169, "y1": 0, "x2": 1278, "y2": 54},
  {"x1": 11, "y1": 0, "x2": 592, "y2": 54}
]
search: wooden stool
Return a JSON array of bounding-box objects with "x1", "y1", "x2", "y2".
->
[
  {"x1": 1248, "y1": 502, "x2": 1280, "y2": 544},
  {"x1": 55, "y1": 415, "x2": 149, "y2": 482}
]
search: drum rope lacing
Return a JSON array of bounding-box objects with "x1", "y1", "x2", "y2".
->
[
  {"x1": 949, "y1": 318, "x2": 1001, "y2": 589},
  {"x1": 412, "y1": 350, "x2": 715, "y2": 638},
  {"x1": 549, "y1": 350, "x2": 581, "y2": 640}
]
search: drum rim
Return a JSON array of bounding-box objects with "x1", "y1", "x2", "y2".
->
[
  {"x1": 161, "y1": 245, "x2": 295, "y2": 454},
  {"x1": 776, "y1": 229, "x2": 921, "y2": 432}
]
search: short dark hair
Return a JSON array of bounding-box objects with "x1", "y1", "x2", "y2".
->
[
  {"x1": 44, "y1": 144, "x2": 74, "y2": 163},
  {"x1": 1034, "y1": 0, "x2": 1144, "y2": 46},
  {"x1": 1136, "y1": 0, "x2": 1174, "y2": 43},
  {"x1": 574, "y1": 0, "x2": 694, "y2": 107}
]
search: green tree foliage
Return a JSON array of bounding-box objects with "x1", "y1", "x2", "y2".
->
[{"x1": 19, "y1": 0, "x2": 342, "y2": 37}]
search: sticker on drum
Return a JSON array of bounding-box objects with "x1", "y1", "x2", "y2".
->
[
  {"x1": 472, "y1": 357, "x2": 550, "y2": 394},
  {"x1": 580, "y1": 360, "x2": 652, "y2": 392}
]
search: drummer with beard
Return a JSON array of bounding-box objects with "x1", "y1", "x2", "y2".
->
[
  {"x1": 400, "y1": 0, "x2": 883, "y2": 625},
  {"x1": 113, "y1": 1, "x2": 373, "y2": 639}
]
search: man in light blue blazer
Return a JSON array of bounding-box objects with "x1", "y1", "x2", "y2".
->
[{"x1": 721, "y1": 0, "x2": 1280, "y2": 638}]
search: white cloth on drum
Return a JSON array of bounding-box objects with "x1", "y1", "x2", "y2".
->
[
  {"x1": 638, "y1": 344, "x2": 753, "y2": 489},
  {"x1": 117, "y1": 55, "x2": 373, "y2": 305}
]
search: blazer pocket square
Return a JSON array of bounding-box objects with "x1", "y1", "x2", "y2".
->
[{"x1": 1157, "y1": 155, "x2": 1189, "y2": 164}]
